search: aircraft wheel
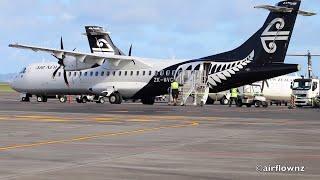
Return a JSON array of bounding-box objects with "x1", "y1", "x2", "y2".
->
[
  {"x1": 21, "y1": 97, "x2": 30, "y2": 102},
  {"x1": 109, "y1": 93, "x2": 122, "y2": 104},
  {"x1": 76, "y1": 97, "x2": 82, "y2": 103},
  {"x1": 43, "y1": 96, "x2": 48, "y2": 102},
  {"x1": 59, "y1": 96, "x2": 67, "y2": 103}
]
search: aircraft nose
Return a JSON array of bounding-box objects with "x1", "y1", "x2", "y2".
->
[{"x1": 9, "y1": 75, "x2": 19, "y2": 90}]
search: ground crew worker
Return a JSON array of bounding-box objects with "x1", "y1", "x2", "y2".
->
[
  {"x1": 171, "y1": 80, "x2": 179, "y2": 106},
  {"x1": 229, "y1": 87, "x2": 239, "y2": 107}
]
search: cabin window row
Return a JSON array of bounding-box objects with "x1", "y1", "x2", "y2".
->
[{"x1": 56, "y1": 70, "x2": 177, "y2": 77}]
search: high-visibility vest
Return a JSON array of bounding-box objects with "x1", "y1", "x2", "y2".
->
[
  {"x1": 231, "y1": 88, "x2": 238, "y2": 98},
  {"x1": 171, "y1": 82, "x2": 179, "y2": 90}
]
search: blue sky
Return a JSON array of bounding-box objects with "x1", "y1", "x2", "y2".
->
[{"x1": 1, "y1": 0, "x2": 319, "y2": 76}]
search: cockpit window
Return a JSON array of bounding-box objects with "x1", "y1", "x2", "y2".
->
[{"x1": 20, "y1": 67, "x2": 26, "y2": 74}]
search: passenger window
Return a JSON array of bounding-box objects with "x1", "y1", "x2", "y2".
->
[
  {"x1": 95, "y1": 71, "x2": 99, "y2": 76},
  {"x1": 74, "y1": 72, "x2": 77, "y2": 76},
  {"x1": 101, "y1": 71, "x2": 104, "y2": 76},
  {"x1": 137, "y1": 71, "x2": 140, "y2": 76},
  {"x1": 149, "y1": 71, "x2": 152, "y2": 76},
  {"x1": 143, "y1": 71, "x2": 146, "y2": 76},
  {"x1": 106, "y1": 71, "x2": 110, "y2": 76},
  {"x1": 69, "y1": 72, "x2": 72, "y2": 77},
  {"x1": 79, "y1": 72, "x2": 82, "y2": 76},
  {"x1": 84, "y1": 72, "x2": 87, "y2": 76},
  {"x1": 119, "y1": 71, "x2": 122, "y2": 76},
  {"x1": 90, "y1": 72, "x2": 93, "y2": 76},
  {"x1": 166, "y1": 70, "x2": 170, "y2": 76},
  {"x1": 113, "y1": 71, "x2": 116, "y2": 76},
  {"x1": 58, "y1": 72, "x2": 61, "y2": 77},
  {"x1": 131, "y1": 71, "x2": 133, "y2": 76},
  {"x1": 125, "y1": 71, "x2": 128, "y2": 76}
]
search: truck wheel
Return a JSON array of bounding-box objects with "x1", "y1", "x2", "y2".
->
[
  {"x1": 220, "y1": 97, "x2": 229, "y2": 105},
  {"x1": 37, "y1": 96, "x2": 43, "y2": 102},
  {"x1": 98, "y1": 97, "x2": 106, "y2": 104},
  {"x1": 82, "y1": 96, "x2": 87, "y2": 103},
  {"x1": 254, "y1": 101, "x2": 261, "y2": 108},
  {"x1": 59, "y1": 96, "x2": 67, "y2": 103}
]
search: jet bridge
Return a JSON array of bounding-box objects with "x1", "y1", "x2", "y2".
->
[{"x1": 170, "y1": 63, "x2": 211, "y2": 106}]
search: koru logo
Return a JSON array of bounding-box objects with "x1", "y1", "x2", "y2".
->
[
  {"x1": 260, "y1": 18, "x2": 290, "y2": 54},
  {"x1": 96, "y1": 39, "x2": 109, "y2": 48},
  {"x1": 93, "y1": 38, "x2": 114, "y2": 52}
]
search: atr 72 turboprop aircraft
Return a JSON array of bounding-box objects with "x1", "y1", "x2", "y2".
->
[{"x1": 9, "y1": 0, "x2": 315, "y2": 105}]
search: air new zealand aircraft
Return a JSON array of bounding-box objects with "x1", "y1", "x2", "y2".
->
[{"x1": 9, "y1": 0, "x2": 315, "y2": 105}]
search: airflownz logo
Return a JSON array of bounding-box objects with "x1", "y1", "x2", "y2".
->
[
  {"x1": 256, "y1": 164, "x2": 305, "y2": 173},
  {"x1": 261, "y1": 18, "x2": 290, "y2": 54}
]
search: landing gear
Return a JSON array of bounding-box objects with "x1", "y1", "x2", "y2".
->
[
  {"x1": 21, "y1": 96, "x2": 30, "y2": 102},
  {"x1": 36, "y1": 96, "x2": 48, "y2": 102},
  {"x1": 59, "y1": 96, "x2": 67, "y2": 103},
  {"x1": 141, "y1": 96, "x2": 155, "y2": 105},
  {"x1": 21, "y1": 93, "x2": 31, "y2": 102},
  {"x1": 109, "y1": 92, "x2": 122, "y2": 104}
]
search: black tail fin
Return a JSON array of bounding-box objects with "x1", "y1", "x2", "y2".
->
[
  {"x1": 202, "y1": 0, "x2": 301, "y2": 64},
  {"x1": 85, "y1": 26, "x2": 124, "y2": 55}
]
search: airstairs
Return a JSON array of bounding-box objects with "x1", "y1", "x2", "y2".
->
[{"x1": 170, "y1": 63, "x2": 211, "y2": 106}]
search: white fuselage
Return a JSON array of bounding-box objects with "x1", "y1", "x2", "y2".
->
[{"x1": 10, "y1": 59, "x2": 184, "y2": 99}]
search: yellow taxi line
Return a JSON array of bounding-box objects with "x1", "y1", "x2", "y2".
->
[{"x1": 0, "y1": 121, "x2": 199, "y2": 151}]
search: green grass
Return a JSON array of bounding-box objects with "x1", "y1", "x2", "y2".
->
[{"x1": 0, "y1": 83, "x2": 14, "y2": 92}]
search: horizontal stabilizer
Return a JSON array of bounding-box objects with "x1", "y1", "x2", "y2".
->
[
  {"x1": 255, "y1": 5, "x2": 316, "y2": 16},
  {"x1": 254, "y1": 5, "x2": 293, "y2": 13}
]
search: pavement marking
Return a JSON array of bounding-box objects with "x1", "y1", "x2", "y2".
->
[{"x1": 0, "y1": 121, "x2": 199, "y2": 151}]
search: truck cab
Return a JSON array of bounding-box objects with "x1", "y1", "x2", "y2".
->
[{"x1": 292, "y1": 78, "x2": 320, "y2": 107}]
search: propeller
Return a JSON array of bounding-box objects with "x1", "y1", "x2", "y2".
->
[
  {"x1": 52, "y1": 37, "x2": 69, "y2": 87},
  {"x1": 261, "y1": 80, "x2": 269, "y2": 92},
  {"x1": 128, "y1": 44, "x2": 136, "y2": 65},
  {"x1": 128, "y1": 44, "x2": 132, "y2": 56}
]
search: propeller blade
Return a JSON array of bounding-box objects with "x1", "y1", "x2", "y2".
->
[
  {"x1": 72, "y1": 48, "x2": 76, "y2": 51},
  {"x1": 63, "y1": 69, "x2": 69, "y2": 87},
  {"x1": 261, "y1": 81, "x2": 265, "y2": 92},
  {"x1": 128, "y1": 44, "x2": 132, "y2": 56},
  {"x1": 265, "y1": 80, "x2": 269, "y2": 87},
  {"x1": 52, "y1": 65, "x2": 62, "y2": 79},
  {"x1": 60, "y1": 37, "x2": 64, "y2": 50}
]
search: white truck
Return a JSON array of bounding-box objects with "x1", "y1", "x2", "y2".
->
[{"x1": 292, "y1": 78, "x2": 320, "y2": 107}]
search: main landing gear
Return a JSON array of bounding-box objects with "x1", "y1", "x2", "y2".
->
[
  {"x1": 109, "y1": 92, "x2": 122, "y2": 104},
  {"x1": 36, "y1": 96, "x2": 48, "y2": 102}
]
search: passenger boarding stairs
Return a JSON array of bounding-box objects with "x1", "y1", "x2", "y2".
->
[{"x1": 173, "y1": 63, "x2": 210, "y2": 106}]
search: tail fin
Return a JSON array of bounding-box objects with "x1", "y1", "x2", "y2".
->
[
  {"x1": 84, "y1": 26, "x2": 124, "y2": 55},
  {"x1": 202, "y1": 0, "x2": 301, "y2": 64}
]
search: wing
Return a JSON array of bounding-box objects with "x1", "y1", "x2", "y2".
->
[{"x1": 9, "y1": 43, "x2": 152, "y2": 67}]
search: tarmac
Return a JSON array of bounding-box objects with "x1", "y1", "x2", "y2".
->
[{"x1": 0, "y1": 92, "x2": 320, "y2": 180}]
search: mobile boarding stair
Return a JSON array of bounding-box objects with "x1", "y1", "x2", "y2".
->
[{"x1": 170, "y1": 63, "x2": 210, "y2": 106}]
